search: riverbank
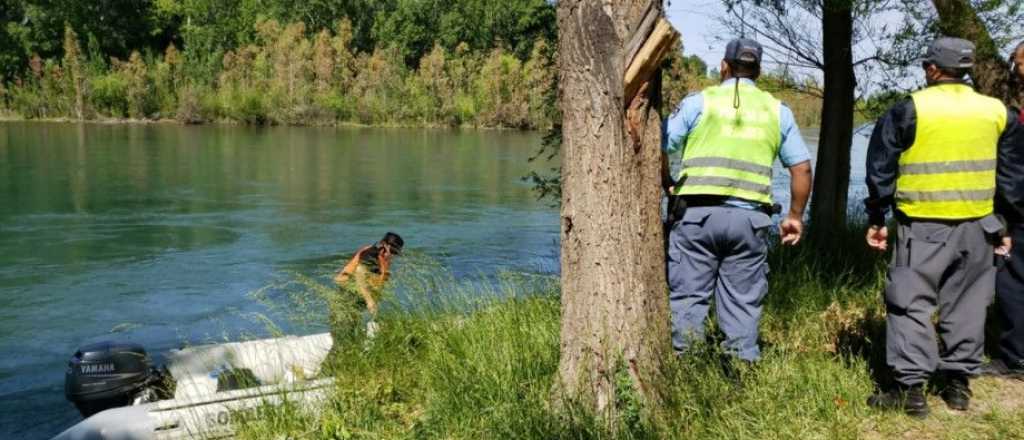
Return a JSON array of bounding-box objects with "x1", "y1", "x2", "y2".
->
[
  {"x1": 0, "y1": 113, "x2": 532, "y2": 131},
  {"x1": 238, "y1": 223, "x2": 1024, "y2": 439}
]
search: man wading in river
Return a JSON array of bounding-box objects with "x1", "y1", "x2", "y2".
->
[
  {"x1": 661, "y1": 38, "x2": 812, "y2": 362},
  {"x1": 327, "y1": 232, "x2": 403, "y2": 355},
  {"x1": 864, "y1": 37, "x2": 1021, "y2": 418}
]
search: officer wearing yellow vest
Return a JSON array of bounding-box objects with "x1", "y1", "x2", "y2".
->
[
  {"x1": 864, "y1": 37, "x2": 1022, "y2": 418},
  {"x1": 662, "y1": 38, "x2": 813, "y2": 362}
]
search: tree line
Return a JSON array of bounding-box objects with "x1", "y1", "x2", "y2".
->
[{"x1": 0, "y1": 0, "x2": 558, "y2": 129}]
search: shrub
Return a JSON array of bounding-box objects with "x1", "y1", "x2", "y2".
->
[
  {"x1": 89, "y1": 72, "x2": 129, "y2": 117},
  {"x1": 225, "y1": 86, "x2": 270, "y2": 125},
  {"x1": 175, "y1": 85, "x2": 204, "y2": 124}
]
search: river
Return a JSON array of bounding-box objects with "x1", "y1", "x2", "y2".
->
[{"x1": 0, "y1": 122, "x2": 870, "y2": 439}]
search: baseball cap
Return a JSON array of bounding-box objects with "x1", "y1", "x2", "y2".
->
[
  {"x1": 724, "y1": 38, "x2": 763, "y2": 66},
  {"x1": 381, "y1": 232, "x2": 404, "y2": 254},
  {"x1": 923, "y1": 37, "x2": 975, "y2": 69}
]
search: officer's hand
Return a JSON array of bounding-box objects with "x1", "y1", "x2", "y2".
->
[
  {"x1": 866, "y1": 226, "x2": 888, "y2": 252},
  {"x1": 780, "y1": 216, "x2": 803, "y2": 246},
  {"x1": 996, "y1": 235, "x2": 1012, "y2": 257}
]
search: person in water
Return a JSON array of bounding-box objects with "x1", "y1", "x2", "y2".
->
[{"x1": 328, "y1": 232, "x2": 403, "y2": 344}]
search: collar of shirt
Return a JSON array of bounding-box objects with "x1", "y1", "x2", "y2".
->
[{"x1": 722, "y1": 77, "x2": 757, "y2": 87}]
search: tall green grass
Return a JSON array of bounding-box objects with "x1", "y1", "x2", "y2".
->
[{"x1": 236, "y1": 224, "x2": 1024, "y2": 439}]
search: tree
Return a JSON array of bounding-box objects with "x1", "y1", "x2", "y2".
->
[
  {"x1": 556, "y1": 0, "x2": 671, "y2": 419},
  {"x1": 721, "y1": 0, "x2": 895, "y2": 239},
  {"x1": 930, "y1": 0, "x2": 1015, "y2": 103},
  {"x1": 814, "y1": 0, "x2": 856, "y2": 241},
  {"x1": 0, "y1": 0, "x2": 26, "y2": 80},
  {"x1": 882, "y1": 1, "x2": 1024, "y2": 103},
  {"x1": 13, "y1": 0, "x2": 175, "y2": 61}
]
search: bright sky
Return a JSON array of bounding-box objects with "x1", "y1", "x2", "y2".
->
[
  {"x1": 663, "y1": 1, "x2": 910, "y2": 91},
  {"x1": 665, "y1": 1, "x2": 728, "y2": 68}
]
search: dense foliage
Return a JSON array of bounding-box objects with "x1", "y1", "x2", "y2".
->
[{"x1": 0, "y1": 0, "x2": 557, "y2": 128}]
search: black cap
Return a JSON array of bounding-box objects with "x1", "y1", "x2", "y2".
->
[
  {"x1": 380, "y1": 232, "x2": 404, "y2": 254},
  {"x1": 724, "y1": 38, "x2": 763, "y2": 66},
  {"x1": 923, "y1": 37, "x2": 975, "y2": 69}
]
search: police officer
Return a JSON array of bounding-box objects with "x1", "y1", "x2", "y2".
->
[
  {"x1": 983, "y1": 40, "x2": 1024, "y2": 379},
  {"x1": 864, "y1": 37, "x2": 1021, "y2": 418},
  {"x1": 662, "y1": 38, "x2": 813, "y2": 362}
]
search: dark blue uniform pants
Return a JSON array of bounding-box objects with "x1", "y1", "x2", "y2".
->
[
  {"x1": 667, "y1": 206, "x2": 772, "y2": 361},
  {"x1": 996, "y1": 223, "x2": 1024, "y2": 369}
]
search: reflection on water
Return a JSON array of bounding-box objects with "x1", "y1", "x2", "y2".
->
[{"x1": 0, "y1": 122, "x2": 559, "y2": 439}]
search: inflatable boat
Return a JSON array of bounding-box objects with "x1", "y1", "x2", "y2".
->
[{"x1": 52, "y1": 333, "x2": 334, "y2": 440}]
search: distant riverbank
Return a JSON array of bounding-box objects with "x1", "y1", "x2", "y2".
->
[{"x1": 0, "y1": 113, "x2": 531, "y2": 131}]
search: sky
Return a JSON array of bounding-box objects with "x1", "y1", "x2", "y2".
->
[
  {"x1": 662, "y1": 1, "x2": 909, "y2": 92},
  {"x1": 665, "y1": 1, "x2": 729, "y2": 68}
]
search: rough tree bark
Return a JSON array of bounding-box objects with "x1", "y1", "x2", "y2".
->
[
  {"x1": 809, "y1": 0, "x2": 855, "y2": 239},
  {"x1": 931, "y1": 0, "x2": 1012, "y2": 103},
  {"x1": 556, "y1": 0, "x2": 671, "y2": 417}
]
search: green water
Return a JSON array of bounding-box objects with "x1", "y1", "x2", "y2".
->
[{"x1": 0, "y1": 122, "x2": 558, "y2": 439}]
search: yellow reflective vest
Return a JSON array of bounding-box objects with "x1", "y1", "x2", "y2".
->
[
  {"x1": 675, "y1": 82, "x2": 781, "y2": 204},
  {"x1": 896, "y1": 84, "x2": 1007, "y2": 220}
]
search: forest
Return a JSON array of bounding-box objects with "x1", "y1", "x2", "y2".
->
[
  {"x1": 0, "y1": 0, "x2": 835, "y2": 130},
  {"x1": 0, "y1": 0, "x2": 562, "y2": 128}
]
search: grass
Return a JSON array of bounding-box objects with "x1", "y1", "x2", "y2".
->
[{"x1": 235, "y1": 223, "x2": 1024, "y2": 439}]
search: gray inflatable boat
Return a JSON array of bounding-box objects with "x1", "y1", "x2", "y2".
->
[{"x1": 52, "y1": 333, "x2": 334, "y2": 440}]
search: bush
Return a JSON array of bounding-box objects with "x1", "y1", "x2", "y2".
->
[
  {"x1": 223, "y1": 87, "x2": 270, "y2": 125},
  {"x1": 175, "y1": 85, "x2": 204, "y2": 124},
  {"x1": 7, "y1": 84, "x2": 47, "y2": 118},
  {"x1": 89, "y1": 73, "x2": 129, "y2": 117},
  {"x1": 317, "y1": 92, "x2": 356, "y2": 122}
]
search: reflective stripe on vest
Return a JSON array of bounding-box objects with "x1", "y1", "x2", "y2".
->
[
  {"x1": 675, "y1": 82, "x2": 781, "y2": 205},
  {"x1": 896, "y1": 84, "x2": 1006, "y2": 220}
]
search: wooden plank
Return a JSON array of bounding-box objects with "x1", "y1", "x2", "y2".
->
[
  {"x1": 624, "y1": 1, "x2": 659, "y2": 69},
  {"x1": 624, "y1": 18, "x2": 679, "y2": 103}
]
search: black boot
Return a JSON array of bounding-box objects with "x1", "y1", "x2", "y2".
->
[
  {"x1": 980, "y1": 358, "x2": 1024, "y2": 380},
  {"x1": 940, "y1": 374, "x2": 971, "y2": 411},
  {"x1": 867, "y1": 384, "x2": 929, "y2": 419}
]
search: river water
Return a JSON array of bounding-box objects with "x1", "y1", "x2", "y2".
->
[{"x1": 0, "y1": 122, "x2": 870, "y2": 439}]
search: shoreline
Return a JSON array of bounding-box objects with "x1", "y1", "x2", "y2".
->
[
  {"x1": 0, "y1": 113, "x2": 543, "y2": 132},
  {"x1": 0, "y1": 115, "x2": 832, "y2": 133}
]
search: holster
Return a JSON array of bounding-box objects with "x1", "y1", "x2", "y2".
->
[{"x1": 666, "y1": 195, "x2": 687, "y2": 227}]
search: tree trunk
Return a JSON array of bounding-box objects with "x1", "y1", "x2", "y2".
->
[
  {"x1": 809, "y1": 0, "x2": 855, "y2": 240},
  {"x1": 931, "y1": 0, "x2": 1012, "y2": 103},
  {"x1": 555, "y1": 0, "x2": 670, "y2": 419}
]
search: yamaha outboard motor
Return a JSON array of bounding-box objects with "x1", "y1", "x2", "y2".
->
[{"x1": 65, "y1": 341, "x2": 169, "y2": 417}]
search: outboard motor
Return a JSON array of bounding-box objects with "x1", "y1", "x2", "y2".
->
[{"x1": 64, "y1": 341, "x2": 170, "y2": 417}]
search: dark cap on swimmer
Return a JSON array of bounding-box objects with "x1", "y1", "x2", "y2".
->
[{"x1": 380, "y1": 232, "x2": 404, "y2": 254}]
